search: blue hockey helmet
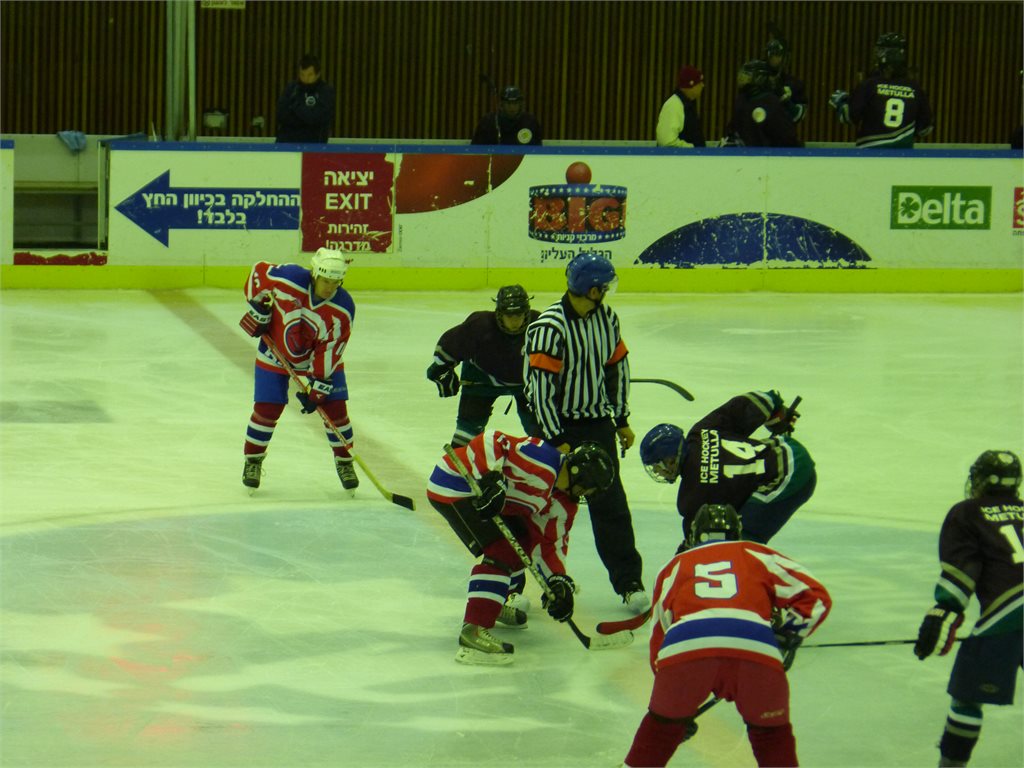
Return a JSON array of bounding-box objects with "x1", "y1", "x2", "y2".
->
[
  {"x1": 566, "y1": 252, "x2": 617, "y2": 296},
  {"x1": 640, "y1": 423, "x2": 686, "y2": 484}
]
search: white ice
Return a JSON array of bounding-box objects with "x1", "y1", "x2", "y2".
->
[{"x1": 1, "y1": 287, "x2": 1021, "y2": 768}]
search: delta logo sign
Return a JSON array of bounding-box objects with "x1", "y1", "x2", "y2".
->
[
  {"x1": 528, "y1": 161, "x2": 626, "y2": 255},
  {"x1": 890, "y1": 186, "x2": 991, "y2": 230}
]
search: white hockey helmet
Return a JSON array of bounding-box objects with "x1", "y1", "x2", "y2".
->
[{"x1": 311, "y1": 247, "x2": 349, "y2": 281}]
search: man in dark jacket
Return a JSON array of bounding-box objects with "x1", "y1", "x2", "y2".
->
[
  {"x1": 276, "y1": 53, "x2": 335, "y2": 143},
  {"x1": 471, "y1": 86, "x2": 543, "y2": 146},
  {"x1": 725, "y1": 60, "x2": 802, "y2": 148}
]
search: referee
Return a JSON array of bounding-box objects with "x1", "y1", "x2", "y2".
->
[{"x1": 523, "y1": 253, "x2": 648, "y2": 613}]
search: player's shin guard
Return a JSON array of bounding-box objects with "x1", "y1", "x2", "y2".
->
[
  {"x1": 746, "y1": 722, "x2": 798, "y2": 767},
  {"x1": 623, "y1": 711, "x2": 690, "y2": 768},
  {"x1": 464, "y1": 561, "x2": 511, "y2": 629},
  {"x1": 939, "y1": 701, "x2": 982, "y2": 765},
  {"x1": 245, "y1": 402, "x2": 285, "y2": 456},
  {"x1": 320, "y1": 400, "x2": 354, "y2": 459}
]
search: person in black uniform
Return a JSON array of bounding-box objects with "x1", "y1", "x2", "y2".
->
[
  {"x1": 765, "y1": 37, "x2": 808, "y2": 124},
  {"x1": 724, "y1": 60, "x2": 802, "y2": 148},
  {"x1": 639, "y1": 389, "x2": 814, "y2": 547},
  {"x1": 426, "y1": 285, "x2": 540, "y2": 447},
  {"x1": 829, "y1": 46, "x2": 933, "y2": 148},
  {"x1": 914, "y1": 450, "x2": 1023, "y2": 768},
  {"x1": 655, "y1": 65, "x2": 706, "y2": 148},
  {"x1": 275, "y1": 53, "x2": 335, "y2": 143},
  {"x1": 523, "y1": 253, "x2": 647, "y2": 613},
  {"x1": 471, "y1": 86, "x2": 543, "y2": 146}
]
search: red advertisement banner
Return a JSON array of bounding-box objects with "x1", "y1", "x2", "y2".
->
[{"x1": 301, "y1": 153, "x2": 394, "y2": 252}]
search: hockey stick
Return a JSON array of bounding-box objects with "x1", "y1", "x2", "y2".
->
[
  {"x1": 802, "y1": 638, "x2": 948, "y2": 649},
  {"x1": 442, "y1": 443, "x2": 634, "y2": 651},
  {"x1": 631, "y1": 378, "x2": 695, "y2": 401},
  {"x1": 597, "y1": 608, "x2": 652, "y2": 635},
  {"x1": 261, "y1": 335, "x2": 416, "y2": 510}
]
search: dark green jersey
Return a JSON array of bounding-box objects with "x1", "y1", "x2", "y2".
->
[{"x1": 935, "y1": 495, "x2": 1024, "y2": 635}]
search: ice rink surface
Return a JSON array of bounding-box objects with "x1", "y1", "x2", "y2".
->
[{"x1": 1, "y1": 287, "x2": 1022, "y2": 768}]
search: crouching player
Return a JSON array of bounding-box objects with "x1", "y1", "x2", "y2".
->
[
  {"x1": 427, "y1": 431, "x2": 614, "y2": 665},
  {"x1": 624, "y1": 504, "x2": 831, "y2": 767}
]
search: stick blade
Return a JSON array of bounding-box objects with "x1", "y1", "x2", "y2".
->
[
  {"x1": 596, "y1": 608, "x2": 652, "y2": 635},
  {"x1": 389, "y1": 493, "x2": 416, "y2": 511},
  {"x1": 586, "y1": 629, "x2": 635, "y2": 650}
]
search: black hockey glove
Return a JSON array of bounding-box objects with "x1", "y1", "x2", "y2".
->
[
  {"x1": 426, "y1": 363, "x2": 460, "y2": 398},
  {"x1": 914, "y1": 606, "x2": 964, "y2": 660},
  {"x1": 239, "y1": 298, "x2": 272, "y2": 337},
  {"x1": 542, "y1": 574, "x2": 575, "y2": 622},
  {"x1": 774, "y1": 630, "x2": 803, "y2": 670},
  {"x1": 765, "y1": 396, "x2": 801, "y2": 435},
  {"x1": 472, "y1": 470, "x2": 506, "y2": 518},
  {"x1": 296, "y1": 378, "x2": 333, "y2": 414}
]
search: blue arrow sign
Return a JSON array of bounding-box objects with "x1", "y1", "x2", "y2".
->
[{"x1": 115, "y1": 170, "x2": 301, "y2": 246}]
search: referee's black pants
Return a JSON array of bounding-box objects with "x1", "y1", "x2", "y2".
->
[{"x1": 557, "y1": 417, "x2": 644, "y2": 595}]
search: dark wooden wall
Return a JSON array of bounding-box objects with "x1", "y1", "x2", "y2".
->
[{"x1": 3, "y1": 0, "x2": 1021, "y2": 144}]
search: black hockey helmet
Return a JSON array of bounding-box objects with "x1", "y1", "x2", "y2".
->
[
  {"x1": 738, "y1": 59, "x2": 773, "y2": 90},
  {"x1": 876, "y1": 46, "x2": 908, "y2": 76},
  {"x1": 967, "y1": 450, "x2": 1022, "y2": 498},
  {"x1": 501, "y1": 86, "x2": 523, "y2": 103},
  {"x1": 688, "y1": 504, "x2": 743, "y2": 548},
  {"x1": 563, "y1": 442, "x2": 615, "y2": 497},
  {"x1": 875, "y1": 32, "x2": 907, "y2": 51},
  {"x1": 493, "y1": 284, "x2": 532, "y2": 335}
]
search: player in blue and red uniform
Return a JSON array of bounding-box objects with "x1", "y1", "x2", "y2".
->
[
  {"x1": 640, "y1": 389, "x2": 815, "y2": 547},
  {"x1": 624, "y1": 503, "x2": 831, "y2": 768},
  {"x1": 914, "y1": 450, "x2": 1023, "y2": 768},
  {"x1": 427, "y1": 430, "x2": 614, "y2": 665},
  {"x1": 238, "y1": 247, "x2": 358, "y2": 492},
  {"x1": 426, "y1": 285, "x2": 540, "y2": 447}
]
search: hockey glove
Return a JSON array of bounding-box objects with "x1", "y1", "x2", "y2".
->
[
  {"x1": 472, "y1": 470, "x2": 506, "y2": 518},
  {"x1": 426, "y1": 363, "x2": 460, "y2": 398},
  {"x1": 542, "y1": 574, "x2": 575, "y2": 622},
  {"x1": 239, "y1": 298, "x2": 272, "y2": 337},
  {"x1": 828, "y1": 90, "x2": 851, "y2": 125},
  {"x1": 765, "y1": 404, "x2": 799, "y2": 435},
  {"x1": 914, "y1": 606, "x2": 964, "y2": 660},
  {"x1": 296, "y1": 378, "x2": 333, "y2": 414}
]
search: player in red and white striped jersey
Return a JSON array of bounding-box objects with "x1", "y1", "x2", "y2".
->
[
  {"x1": 427, "y1": 430, "x2": 614, "y2": 665},
  {"x1": 625, "y1": 504, "x2": 831, "y2": 768},
  {"x1": 239, "y1": 248, "x2": 357, "y2": 492}
]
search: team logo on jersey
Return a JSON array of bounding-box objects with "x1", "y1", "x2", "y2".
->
[
  {"x1": 890, "y1": 186, "x2": 991, "y2": 230},
  {"x1": 528, "y1": 161, "x2": 627, "y2": 246}
]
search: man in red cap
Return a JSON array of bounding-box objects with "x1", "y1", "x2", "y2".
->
[{"x1": 656, "y1": 65, "x2": 707, "y2": 147}]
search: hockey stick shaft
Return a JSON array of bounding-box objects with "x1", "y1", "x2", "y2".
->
[
  {"x1": 631, "y1": 378, "x2": 695, "y2": 401},
  {"x1": 261, "y1": 335, "x2": 416, "y2": 510},
  {"x1": 442, "y1": 444, "x2": 631, "y2": 651}
]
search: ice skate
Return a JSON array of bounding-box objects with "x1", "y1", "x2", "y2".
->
[
  {"x1": 335, "y1": 458, "x2": 358, "y2": 496},
  {"x1": 496, "y1": 595, "x2": 528, "y2": 628},
  {"x1": 242, "y1": 456, "x2": 265, "y2": 492},
  {"x1": 621, "y1": 583, "x2": 651, "y2": 615},
  {"x1": 454, "y1": 623, "x2": 514, "y2": 665}
]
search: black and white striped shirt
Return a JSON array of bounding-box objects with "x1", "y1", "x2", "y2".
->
[{"x1": 523, "y1": 294, "x2": 630, "y2": 443}]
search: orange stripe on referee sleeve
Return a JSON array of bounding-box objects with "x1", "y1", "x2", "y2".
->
[
  {"x1": 606, "y1": 340, "x2": 628, "y2": 365},
  {"x1": 529, "y1": 352, "x2": 563, "y2": 374}
]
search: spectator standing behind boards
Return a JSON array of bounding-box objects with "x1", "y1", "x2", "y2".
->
[
  {"x1": 765, "y1": 37, "x2": 808, "y2": 124},
  {"x1": 524, "y1": 253, "x2": 648, "y2": 613},
  {"x1": 276, "y1": 53, "x2": 335, "y2": 143},
  {"x1": 829, "y1": 44, "x2": 933, "y2": 148},
  {"x1": 471, "y1": 86, "x2": 542, "y2": 146},
  {"x1": 655, "y1": 65, "x2": 706, "y2": 147},
  {"x1": 913, "y1": 450, "x2": 1023, "y2": 768},
  {"x1": 723, "y1": 60, "x2": 802, "y2": 147}
]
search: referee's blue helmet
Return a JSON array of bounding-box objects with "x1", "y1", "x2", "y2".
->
[{"x1": 566, "y1": 252, "x2": 617, "y2": 295}]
